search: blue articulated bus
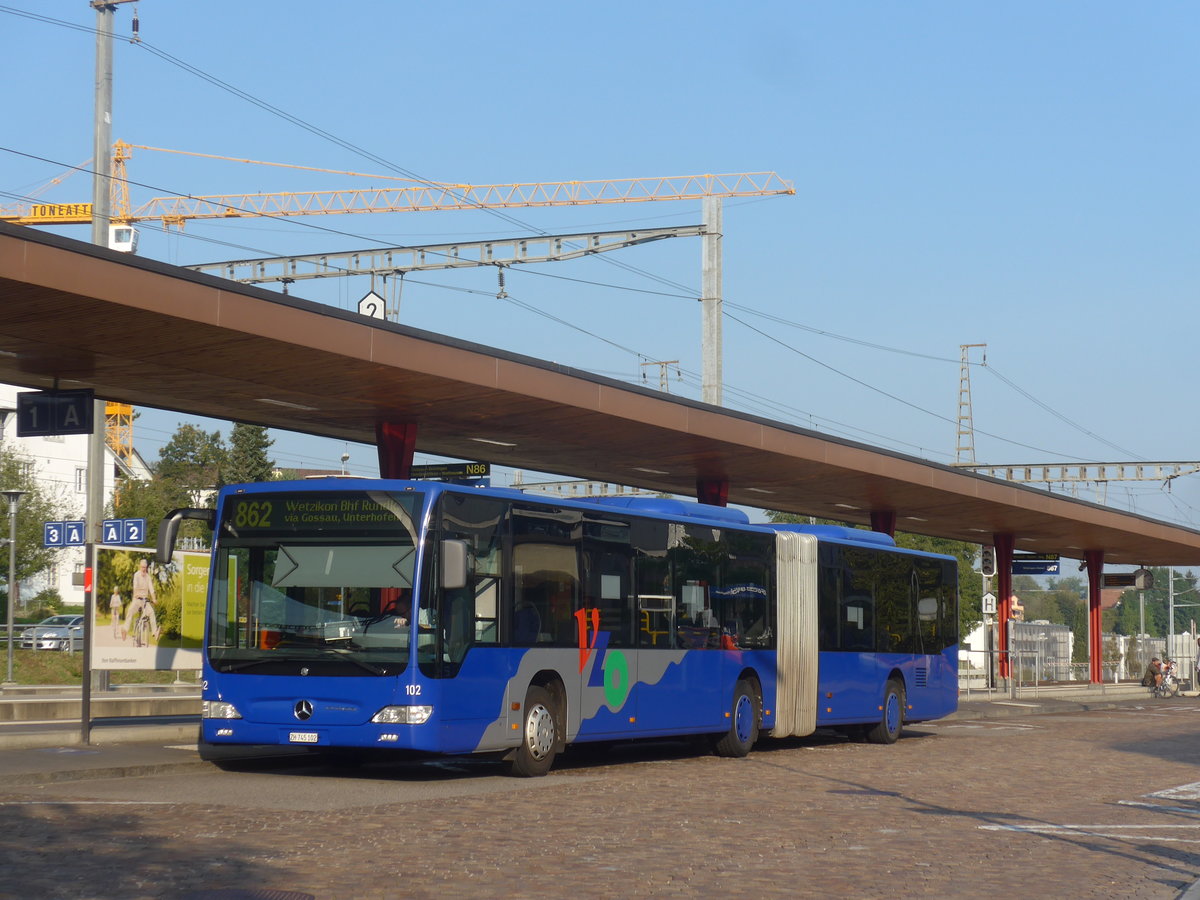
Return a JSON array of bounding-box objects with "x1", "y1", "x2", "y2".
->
[{"x1": 160, "y1": 478, "x2": 958, "y2": 776}]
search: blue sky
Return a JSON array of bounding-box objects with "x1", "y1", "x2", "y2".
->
[{"x1": 3, "y1": 2, "x2": 1198, "y2": 527}]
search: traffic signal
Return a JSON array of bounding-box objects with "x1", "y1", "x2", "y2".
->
[{"x1": 980, "y1": 544, "x2": 997, "y2": 577}]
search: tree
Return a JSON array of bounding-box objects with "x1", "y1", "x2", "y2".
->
[
  {"x1": 155, "y1": 424, "x2": 227, "y2": 506},
  {"x1": 226, "y1": 423, "x2": 275, "y2": 484},
  {"x1": 0, "y1": 441, "x2": 78, "y2": 617},
  {"x1": 112, "y1": 472, "x2": 196, "y2": 550},
  {"x1": 114, "y1": 423, "x2": 230, "y2": 551},
  {"x1": 1102, "y1": 566, "x2": 1191, "y2": 639}
]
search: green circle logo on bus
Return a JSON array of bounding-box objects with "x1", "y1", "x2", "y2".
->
[{"x1": 603, "y1": 650, "x2": 631, "y2": 708}]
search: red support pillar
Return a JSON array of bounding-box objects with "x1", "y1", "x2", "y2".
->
[
  {"x1": 696, "y1": 478, "x2": 728, "y2": 507},
  {"x1": 870, "y1": 509, "x2": 896, "y2": 537},
  {"x1": 1085, "y1": 549, "x2": 1105, "y2": 684},
  {"x1": 994, "y1": 533, "x2": 1015, "y2": 679},
  {"x1": 376, "y1": 422, "x2": 417, "y2": 479}
]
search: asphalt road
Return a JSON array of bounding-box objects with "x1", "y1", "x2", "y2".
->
[{"x1": 1, "y1": 698, "x2": 1199, "y2": 899}]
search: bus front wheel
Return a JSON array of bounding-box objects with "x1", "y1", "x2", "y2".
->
[
  {"x1": 866, "y1": 678, "x2": 905, "y2": 745},
  {"x1": 713, "y1": 678, "x2": 761, "y2": 758},
  {"x1": 508, "y1": 685, "x2": 559, "y2": 777}
]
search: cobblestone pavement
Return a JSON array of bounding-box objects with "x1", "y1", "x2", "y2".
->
[{"x1": 2, "y1": 700, "x2": 1200, "y2": 899}]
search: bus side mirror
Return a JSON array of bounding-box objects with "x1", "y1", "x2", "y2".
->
[
  {"x1": 156, "y1": 507, "x2": 215, "y2": 564},
  {"x1": 441, "y1": 539, "x2": 469, "y2": 590}
]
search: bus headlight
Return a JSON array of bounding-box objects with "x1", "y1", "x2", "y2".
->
[
  {"x1": 372, "y1": 705, "x2": 433, "y2": 725},
  {"x1": 202, "y1": 700, "x2": 242, "y2": 720}
]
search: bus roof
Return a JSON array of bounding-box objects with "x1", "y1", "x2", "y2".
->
[
  {"x1": 223, "y1": 479, "x2": 933, "y2": 552},
  {"x1": 770, "y1": 523, "x2": 896, "y2": 547}
]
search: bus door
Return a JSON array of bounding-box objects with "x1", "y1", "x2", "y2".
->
[
  {"x1": 912, "y1": 558, "x2": 958, "y2": 716},
  {"x1": 577, "y1": 517, "x2": 640, "y2": 736},
  {"x1": 632, "y1": 520, "x2": 716, "y2": 732}
]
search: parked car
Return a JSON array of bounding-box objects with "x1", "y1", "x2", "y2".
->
[{"x1": 19, "y1": 615, "x2": 84, "y2": 652}]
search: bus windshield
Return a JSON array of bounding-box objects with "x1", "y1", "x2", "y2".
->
[{"x1": 208, "y1": 489, "x2": 424, "y2": 676}]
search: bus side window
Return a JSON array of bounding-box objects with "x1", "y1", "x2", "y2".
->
[
  {"x1": 633, "y1": 519, "x2": 674, "y2": 649},
  {"x1": 676, "y1": 525, "x2": 725, "y2": 650},
  {"x1": 434, "y1": 494, "x2": 508, "y2": 673},
  {"x1": 473, "y1": 578, "x2": 499, "y2": 644},
  {"x1": 580, "y1": 517, "x2": 634, "y2": 648},
  {"x1": 873, "y1": 554, "x2": 913, "y2": 653},
  {"x1": 840, "y1": 592, "x2": 874, "y2": 652},
  {"x1": 719, "y1": 531, "x2": 773, "y2": 649},
  {"x1": 817, "y1": 562, "x2": 840, "y2": 650},
  {"x1": 584, "y1": 550, "x2": 633, "y2": 647}
]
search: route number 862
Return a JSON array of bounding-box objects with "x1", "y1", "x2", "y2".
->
[{"x1": 233, "y1": 500, "x2": 273, "y2": 528}]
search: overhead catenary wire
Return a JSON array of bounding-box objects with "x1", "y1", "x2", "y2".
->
[
  {"x1": 722, "y1": 310, "x2": 1092, "y2": 463},
  {"x1": 1, "y1": 147, "x2": 1153, "y2": 471},
  {"x1": 2, "y1": 5, "x2": 732, "y2": 296},
  {"x1": 0, "y1": 5, "x2": 1163, "y2": 482},
  {"x1": 0, "y1": 16, "x2": 1041, "y2": 416},
  {"x1": 504, "y1": 263, "x2": 1149, "y2": 463}
]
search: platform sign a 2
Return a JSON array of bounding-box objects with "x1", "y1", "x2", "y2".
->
[{"x1": 102, "y1": 518, "x2": 147, "y2": 546}]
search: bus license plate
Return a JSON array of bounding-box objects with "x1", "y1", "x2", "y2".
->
[{"x1": 289, "y1": 731, "x2": 319, "y2": 744}]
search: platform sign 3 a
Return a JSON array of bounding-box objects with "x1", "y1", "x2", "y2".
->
[{"x1": 43, "y1": 520, "x2": 86, "y2": 547}]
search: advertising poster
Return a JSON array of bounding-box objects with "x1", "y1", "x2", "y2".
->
[{"x1": 90, "y1": 547, "x2": 207, "y2": 671}]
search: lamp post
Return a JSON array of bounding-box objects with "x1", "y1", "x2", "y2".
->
[{"x1": 2, "y1": 490, "x2": 24, "y2": 686}]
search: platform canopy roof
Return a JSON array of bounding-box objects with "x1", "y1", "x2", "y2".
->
[{"x1": 2, "y1": 220, "x2": 1199, "y2": 566}]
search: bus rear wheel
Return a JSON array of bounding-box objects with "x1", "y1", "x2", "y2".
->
[
  {"x1": 508, "y1": 685, "x2": 559, "y2": 777},
  {"x1": 866, "y1": 678, "x2": 905, "y2": 744},
  {"x1": 713, "y1": 678, "x2": 761, "y2": 758}
]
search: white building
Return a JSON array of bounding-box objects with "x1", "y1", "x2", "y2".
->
[{"x1": 0, "y1": 385, "x2": 151, "y2": 609}]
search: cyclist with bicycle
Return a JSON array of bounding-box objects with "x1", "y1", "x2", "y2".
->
[{"x1": 123, "y1": 557, "x2": 160, "y2": 643}]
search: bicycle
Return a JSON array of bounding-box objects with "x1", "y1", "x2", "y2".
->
[
  {"x1": 1150, "y1": 675, "x2": 1179, "y2": 699},
  {"x1": 132, "y1": 598, "x2": 158, "y2": 648}
]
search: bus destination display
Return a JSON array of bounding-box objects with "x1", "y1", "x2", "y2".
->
[{"x1": 225, "y1": 492, "x2": 419, "y2": 535}]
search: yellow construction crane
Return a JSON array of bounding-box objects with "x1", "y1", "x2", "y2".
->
[
  {"x1": 105, "y1": 401, "x2": 134, "y2": 467},
  {"x1": 3, "y1": 142, "x2": 795, "y2": 417},
  {"x1": 1, "y1": 141, "x2": 795, "y2": 228}
]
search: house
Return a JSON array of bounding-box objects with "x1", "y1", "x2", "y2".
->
[{"x1": 0, "y1": 385, "x2": 151, "y2": 609}]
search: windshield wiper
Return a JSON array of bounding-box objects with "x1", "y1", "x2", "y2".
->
[
  {"x1": 329, "y1": 649, "x2": 387, "y2": 675},
  {"x1": 214, "y1": 650, "x2": 388, "y2": 676},
  {"x1": 219, "y1": 657, "x2": 282, "y2": 673}
]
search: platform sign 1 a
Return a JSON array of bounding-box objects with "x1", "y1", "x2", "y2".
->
[{"x1": 17, "y1": 389, "x2": 95, "y2": 436}]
